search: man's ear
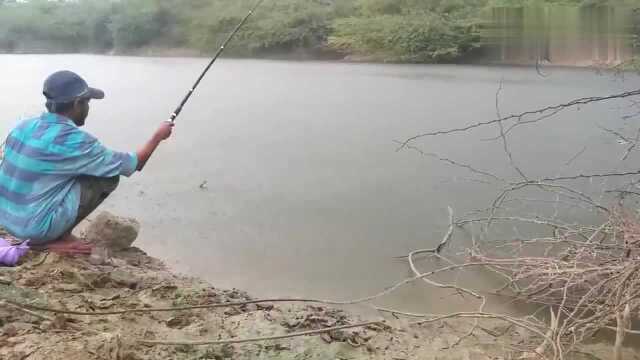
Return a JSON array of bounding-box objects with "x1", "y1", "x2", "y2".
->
[{"x1": 73, "y1": 98, "x2": 83, "y2": 110}]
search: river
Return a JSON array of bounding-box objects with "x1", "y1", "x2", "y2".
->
[{"x1": 1, "y1": 55, "x2": 639, "y2": 313}]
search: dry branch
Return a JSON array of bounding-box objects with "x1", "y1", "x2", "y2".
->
[{"x1": 397, "y1": 89, "x2": 640, "y2": 149}]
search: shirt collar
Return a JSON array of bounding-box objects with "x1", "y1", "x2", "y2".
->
[{"x1": 42, "y1": 112, "x2": 76, "y2": 126}]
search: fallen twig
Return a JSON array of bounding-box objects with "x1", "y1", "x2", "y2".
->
[{"x1": 0, "y1": 300, "x2": 54, "y2": 322}]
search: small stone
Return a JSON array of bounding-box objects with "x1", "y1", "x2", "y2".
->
[
  {"x1": 283, "y1": 319, "x2": 300, "y2": 329},
  {"x1": 111, "y1": 258, "x2": 128, "y2": 267},
  {"x1": 320, "y1": 333, "x2": 333, "y2": 344},
  {"x1": 51, "y1": 315, "x2": 70, "y2": 330},
  {"x1": 55, "y1": 283, "x2": 83, "y2": 293},
  {"x1": 223, "y1": 308, "x2": 241, "y2": 316},
  {"x1": 88, "y1": 273, "x2": 111, "y2": 289},
  {"x1": 166, "y1": 315, "x2": 191, "y2": 329},
  {"x1": 329, "y1": 330, "x2": 347, "y2": 342},
  {"x1": 256, "y1": 303, "x2": 274, "y2": 311},
  {"x1": 242, "y1": 304, "x2": 258, "y2": 312},
  {"x1": 2, "y1": 324, "x2": 17, "y2": 337},
  {"x1": 85, "y1": 211, "x2": 140, "y2": 251},
  {"x1": 89, "y1": 246, "x2": 111, "y2": 265},
  {"x1": 109, "y1": 270, "x2": 139, "y2": 289},
  {"x1": 220, "y1": 344, "x2": 234, "y2": 358}
]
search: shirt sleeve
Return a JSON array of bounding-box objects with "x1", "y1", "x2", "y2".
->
[{"x1": 57, "y1": 130, "x2": 139, "y2": 178}]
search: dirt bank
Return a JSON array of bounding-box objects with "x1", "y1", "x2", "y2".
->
[{"x1": 0, "y1": 245, "x2": 637, "y2": 359}]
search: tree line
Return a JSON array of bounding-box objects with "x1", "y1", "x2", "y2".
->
[{"x1": 0, "y1": 0, "x2": 636, "y2": 62}]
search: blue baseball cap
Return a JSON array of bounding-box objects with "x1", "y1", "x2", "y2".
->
[{"x1": 43, "y1": 70, "x2": 105, "y2": 103}]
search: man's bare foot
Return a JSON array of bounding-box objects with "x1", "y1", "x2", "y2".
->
[{"x1": 35, "y1": 233, "x2": 93, "y2": 256}]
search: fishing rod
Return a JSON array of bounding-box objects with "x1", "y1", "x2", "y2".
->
[{"x1": 168, "y1": 0, "x2": 266, "y2": 123}]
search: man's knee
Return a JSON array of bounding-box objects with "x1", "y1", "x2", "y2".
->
[
  {"x1": 75, "y1": 176, "x2": 120, "y2": 225},
  {"x1": 103, "y1": 176, "x2": 120, "y2": 195},
  {"x1": 79, "y1": 175, "x2": 119, "y2": 195}
]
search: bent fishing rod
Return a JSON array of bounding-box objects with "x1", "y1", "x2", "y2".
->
[{"x1": 168, "y1": 0, "x2": 266, "y2": 123}]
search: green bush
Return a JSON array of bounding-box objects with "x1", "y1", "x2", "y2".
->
[
  {"x1": 330, "y1": 13, "x2": 482, "y2": 62},
  {"x1": 184, "y1": 0, "x2": 337, "y2": 55}
]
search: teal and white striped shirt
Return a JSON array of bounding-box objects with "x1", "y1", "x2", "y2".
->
[{"x1": 0, "y1": 112, "x2": 137, "y2": 243}]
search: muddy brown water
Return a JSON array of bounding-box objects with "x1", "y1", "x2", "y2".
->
[{"x1": 1, "y1": 55, "x2": 639, "y2": 314}]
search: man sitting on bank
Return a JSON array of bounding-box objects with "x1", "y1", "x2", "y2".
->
[{"x1": 0, "y1": 70, "x2": 174, "y2": 255}]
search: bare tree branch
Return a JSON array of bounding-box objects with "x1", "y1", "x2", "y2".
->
[
  {"x1": 397, "y1": 89, "x2": 640, "y2": 149},
  {"x1": 393, "y1": 140, "x2": 505, "y2": 182},
  {"x1": 564, "y1": 146, "x2": 587, "y2": 166},
  {"x1": 495, "y1": 79, "x2": 529, "y2": 181},
  {"x1": 524, "y1": 170, "x2": 640, "y2": 184}
]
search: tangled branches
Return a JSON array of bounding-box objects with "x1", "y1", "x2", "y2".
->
[
  {"x1": 468, "y1": 209, "x2": 640, "y2": 359},
  {"x1": 386, "y1": 207, "x2": 640, "y2": 359},
  {"x1": 392, "y1": 86, "x2": 640, "y2": 359}
]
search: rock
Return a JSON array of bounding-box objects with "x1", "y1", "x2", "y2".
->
[
  {"x1": 109, "y1": 269, "x2": 139, "y2": 289},
  {"x1": 84, "y1": 273, "x2": 110, "y2": 289},
  {"x1": 55, "y1": 283, "x2": 84, "y2": 293},
  {"x1": 166, "y1": 315, "x2": 191, "y2": 329},
  {"x1": 242, "y1": 303, "x2": 258, "y2": 312},
  {"x1": 320, "y1": 333, "x2": 333, "y2": 344},
  {"x1": 85, "y1": 211, "x2": 140, "y2": 251},
  {"x1": 151, "y1": 284, "x2": 178, "y2": 298},
  {"x1": 265, "y1": 344, "x2": 290, "y2": 351},
  {"x1": 223, "y1": 307, "x2": 242, "y2": 316},
  {"x1": 329, "y1": 330, "x2": 347, "y2": 342},
  {"x1": 220, "y1": 344, "x2": 234, "y2": 358},
  {"x1": 89, "y1": 246, "x2": 111, "y2": 265},
  {"x1": 2, "y1": 324, "x2": 18, "y2": 337},
  {"x1": 256, "y1": 303, "x2": 274, "y2": 311}
]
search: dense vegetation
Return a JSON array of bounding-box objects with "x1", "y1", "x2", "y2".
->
[{"x1": 0, "y1": 0, "x2": 637, "y2": 62}]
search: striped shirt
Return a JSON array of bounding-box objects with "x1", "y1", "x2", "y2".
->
[{"x1": 0, "y1": 112, "x2": 137, "y2": 243}]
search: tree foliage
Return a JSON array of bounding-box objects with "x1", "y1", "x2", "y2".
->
[{"x1": 0, "y1": 0, "x2": 637, "y2": 62}]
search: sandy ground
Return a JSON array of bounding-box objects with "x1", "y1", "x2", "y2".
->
[{"x1": 0, "y1": 246, "x2": 637, "y2": 360}]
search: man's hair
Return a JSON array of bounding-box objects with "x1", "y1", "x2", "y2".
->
[
  {"x1": 46, "y1": 100, "x2": 75, "y2": 114},
  {"x1": 46, "y1": 96, "x2": 89, "y2": 114}
]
